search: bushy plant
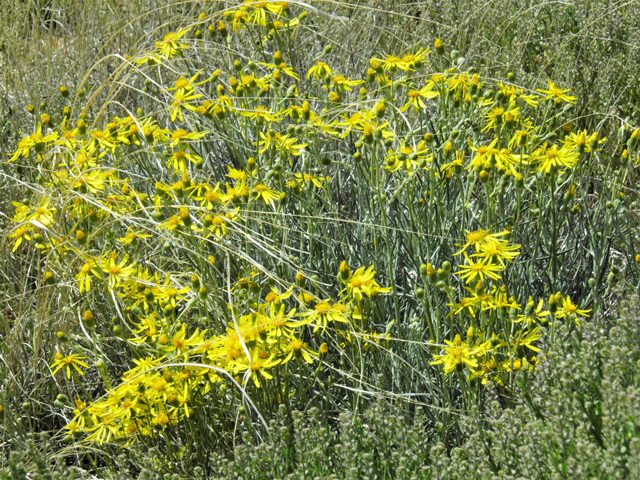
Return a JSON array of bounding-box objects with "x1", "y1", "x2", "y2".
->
[{"x1": 1, "y1": 1, "x2": 639, "y2": 478}]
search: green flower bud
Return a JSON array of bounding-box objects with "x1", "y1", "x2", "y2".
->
[
  {"x1": 82, "y1": 309, "x2": 95, "y2": 329},
  {"x1": 199, "y1": 286, "x2": 209, "y2": 300}
]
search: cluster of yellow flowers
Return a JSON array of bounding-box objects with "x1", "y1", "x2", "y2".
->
[
  {"x1": 426, "y1": 228, "x2": 591, "y2": 384},
  {"x1": 6, "y1": 0, "x2": 634, "y2": 446},
  {"x1": 48, "y1": 259, "x2": 390, "y2": 445}
]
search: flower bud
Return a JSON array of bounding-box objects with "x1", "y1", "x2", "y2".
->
[
  {"x1": 83, "y1": 309, "x2": 95, "y2": 329},
  {"x1": 273, "y1": 50, "x2": 283, "y2": 66},
  {"x1": 419, "y1": 263, "x2": 429, "y2": 279},
  {"x1": 199, "y1": 286, "x2": 209, "y2": 300},
  {"x1": 467, "y1": 326, "x2": 475, "y2": 342},
  {"x1": 370, "y1": 58, "x2": 383, "y2": 74},
  {"x1": 525, "y1": 297, "x2": 535, "y2": 315},
  {"x1": 434, "y1": 38, "x2": 445, "y2": 56},
  {"x1": 217, "y1": 21, "x2": 228, "y2": 37},
  {"x1": 75, "y1": 230, "x2": 86, "y2": 245},
  {"x1": 443, "y1": 141, "x2": 453, "y2": 159},
  {"x1": 302, "y1": 101, "x2": 311, "y2": 121},
  {"x1": 548, "y1": 294, "x2": 557, "y2": 313},
  {"x1": 339, "y1": 260, "x2": 351, "y2": 281},
  {"x1": 56, "y1": 331, "x2": 70, "y2": 343}
]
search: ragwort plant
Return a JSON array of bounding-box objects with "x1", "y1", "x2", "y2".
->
[
  {"x1": 206, "y1": 294, "x2": 640, "y2": 479},
  {"x1": 1, "y1": 0, "x2": 639, "y2": 475}
]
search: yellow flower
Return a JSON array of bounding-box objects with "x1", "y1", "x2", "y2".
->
[
  {"x1": 50, "y1": 352, "x2": 89, "y2": 379},
  {"x1": 190, "y1": 182, "x2": 222, "y2": 210},
  {"x1": 126, "y1": 356, "x2": 167, "y2": 377},
  {"x1": 84, "y1": 414, "x2": 120, "y2": 445},
  {"x1": 240, "y1": 105, "x2": 282, "y2": 123},
  {"x1": 26, "y1": 196, "x2": 56, "y2": 227},
  {"x1": 329, "y1": 74, "x2": 364, "y2": 92},
  {"x1": 256, "y1": 61, "x2": 300, "y2": 80},
  {"x1": 9, "y1": 123, "x2": 58, "y2": 162},
  {"x1": 167, "y1": 149, "x2": 203, "y2": 171},
  {"x1": 169, "y1": 91, "x2": 203, "y2": 122},
  {"x1": 252, "y1": 184, "x2": 281, "y2": 205},
  {"x1": 467, "y1": 139, "x2": 499, "y2": 170},
  {"x1": 454, "y1": 228, "x2": 509, "y2": 255},
  {"x1": 563, "y1": 130, "x2": 606, "y2": 153},
  {"x1": 473, "y1": 238, "x2": 521, "y2": 266},
  {"x1": 307, "y1": 61, "x2": 332, "y2": 80},
  {"x1": 261, "y1": 303, "x2": 302, "y2": 338},
  {"x1": 300, "y1": 300, "x2": 350, "y2": 332},
  {"x1": 255, "y1": 131, "x2": 307, "y2": 156},
  {"x1": 536, "y1": 79, "x2": 576, "y2": 104},
  {"x1": 509, "y1": 123, "x2": 536, "y2": 149},
  {"x1": 165, "y1": 71, "x2": 208, "y2": 97},
  {"x1": 160, "y1": 325, "x2": 205, "y2": 357},
  {"x1": 454, "y1": 252, "x2": 504, "y2": 284},
  {"x1": 341, "y1": 265, "x2": 391, "y2": 302},
  {"x1": 118, "y1": 227, "x2": 152, "y2": 245},
  {"x1": 515, "y1": 298, "x2": 550, "y2": 325},
  {"x1": 155, "y1": 27, "x2": 191, "y2": 58},
  {"x1": 282, "y1": 338, "x2": 317, "y2": 364},
  {"x1": 430, "y1": 334, "x2": 482, "y2": 374},
  {"x1": 286, "y1": 172, "x2": 328, "y2": 190},
  {"x1": 482, "y1": 106, "x2": 519, "y2": 132},
  {"x1": 75, "y1": 257, "x2": 99, "y2": 293},
  {"x1": 374, "y1": 54, "x2": 412, "y2": 71},
  {"x1": 169, "y1": 128, "x2": 208, "y2": 146},
  {"x1": 8, "y1": 224, "x2": 31, "y2": 252},
  {"x1": 101, "y1": 252, "x2": 137, "y2": 288},
  {"x1": 509, "y1": 327, "x2": 542, "y2": 353},
  {"x1": 447, "y1": 295, "x2": 480, "y2": 317},
  {"x1": 532, "y1": 142, "x2": 580, "y2": 174},
  {"x1": 399, "y1": 82, "x2": 439, "y2": 112},
  {"x1": 154, "y1": 281, "x2": 191, "y2": 308},
  {"x1": 234, "y1": 349, "x2": 281, "y2": 388},
  {"x1": 555, "y1": 295, "x2": 591, "y2": 320}
]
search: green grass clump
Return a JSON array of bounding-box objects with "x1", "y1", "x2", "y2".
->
[{"x1": 1, "y1": 1, "x2": 639, "y2": 478}]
